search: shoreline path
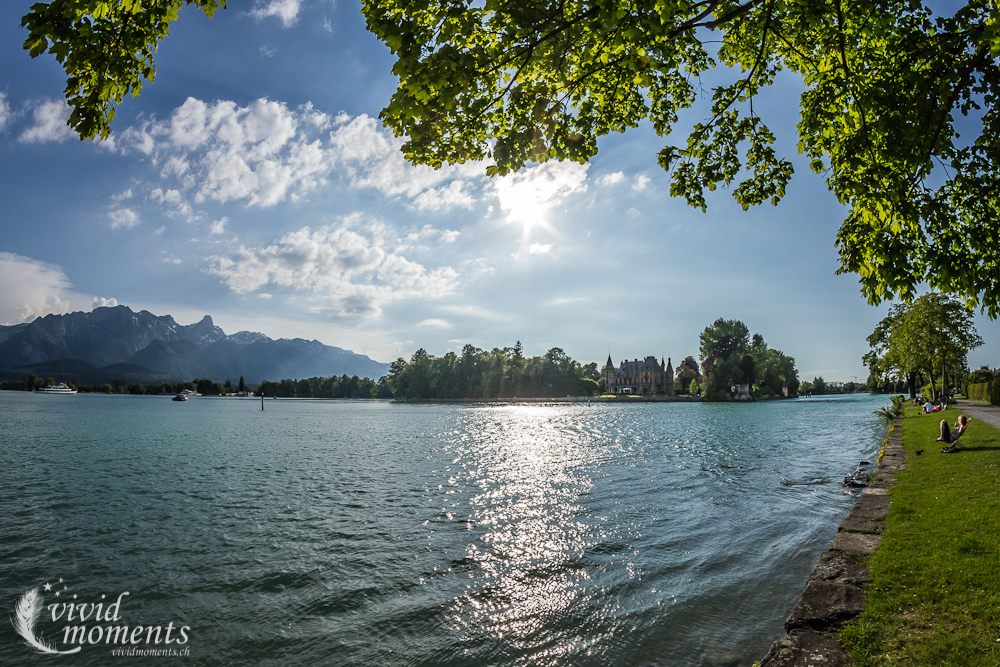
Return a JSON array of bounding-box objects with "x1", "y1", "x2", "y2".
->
[{"x1": 953, "y1": 399, "x2": 1000, "y2": 430}]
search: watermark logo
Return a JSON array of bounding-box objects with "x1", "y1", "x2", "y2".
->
[{"x1": 11, "y1": 579, "x2": 190, "y2": 657}]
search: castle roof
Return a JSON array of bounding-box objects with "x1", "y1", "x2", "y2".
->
[{"x1": 616, "y1": 356, "x2": 663, "y2": 376}]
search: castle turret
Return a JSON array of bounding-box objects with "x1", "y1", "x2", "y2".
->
[
  {"x1": 665, "y1": 357, "x2": 675, "y2": 396},
  {"x1": 603, "y1": 354, "x2": 615, "y2": 394}
]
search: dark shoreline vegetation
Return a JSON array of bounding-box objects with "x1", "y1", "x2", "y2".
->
[{"x1": 3, "y1": 317, "x2": 893, "y2": 401}]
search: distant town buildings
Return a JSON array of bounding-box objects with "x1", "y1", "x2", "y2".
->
[{"x1": 603, "y1": 356, "x2": 675, "y2": 395}]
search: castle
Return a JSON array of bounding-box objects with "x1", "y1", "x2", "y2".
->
[{"x1": 603, "y1": 356, "x2": 674, "y2": 395}]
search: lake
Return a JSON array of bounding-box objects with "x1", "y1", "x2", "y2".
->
[{"x1": 0, "y1": 392, "x2": 887, "y2": 666}]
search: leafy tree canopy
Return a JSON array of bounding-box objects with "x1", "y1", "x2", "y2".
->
[
  {"x1": 699, "y1": 318, "x2": 750, "y2": 364},
  {"x1": 698, "y1": 317, "x2": 797, "y2": 399},
  {"x1": 864, "y1": 292, "x2": 983, "y2": 399},
  {"x1": 21, "y1": 0, "x2": 225, "y2": 140},
  {"x1": 21, "y1": 0, "x2": 1000, "y2": 312}
]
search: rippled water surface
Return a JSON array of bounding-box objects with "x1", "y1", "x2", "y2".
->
[{"x1": 0, "y1": 393, "x2": 887, "y2": 666}]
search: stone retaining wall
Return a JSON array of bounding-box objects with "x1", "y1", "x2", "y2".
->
[{"x1": 757, "y1": 418, "x2": 905, "y2": 666}]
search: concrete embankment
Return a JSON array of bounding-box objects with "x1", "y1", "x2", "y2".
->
[{"x1": 756, "y1": 418, "x2": 905, "y2": 666}]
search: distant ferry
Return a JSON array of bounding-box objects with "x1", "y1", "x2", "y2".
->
[
  {"x1": 35, "y1": 383, "x2": 77, "y2": 395},
  {"x1": 172, "y1": 389, "x2": 197, "y2": 401}
]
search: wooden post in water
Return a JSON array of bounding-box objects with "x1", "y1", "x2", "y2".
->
[{"x1": 261, "y1": 391, "x2": 264, "y2": 411}]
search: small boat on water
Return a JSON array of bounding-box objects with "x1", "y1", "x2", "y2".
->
[
  {"x1": 172, "y1": 393, "x2": 188, "y2": 402},
  {"x1": 35, "y1": 383, "x2": 77, "y2": 395}
]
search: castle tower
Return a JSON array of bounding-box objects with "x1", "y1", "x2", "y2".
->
[
  {"x1": 665, "y1": 357, "x2": 675, "y2": 396},
  {"x1": 603, "y1": 354, "x2": 617, "y2": 394}
]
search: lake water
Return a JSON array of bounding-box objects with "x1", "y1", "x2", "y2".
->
[{"x1": 0, "y1": 392, "x2": 887, "y2": 666}]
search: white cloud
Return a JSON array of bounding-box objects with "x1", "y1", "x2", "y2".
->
[
  {"x1": 118, "y1": 124, "x2": 155, "y2": 155},
  {"x1": 549, "y1": 296, "x2": 588, "y2": 306},
  {"x1": 111, "y1": 188, "x2": 133, "y2": 202},
  {"x1": 113, "y1": 97, "x2": 333, "y2": 212},
  {"x1": 402, "y1": 224, "x2": 461, "y2": 247},
  {"x1": 0, "y1": 252, "x2": 73, "y2": 324},
  {"x1": 329, "y1": 113, "x2": 484, "y2": 210},
  {"x1": 633, "y1": 174, "x2": 651, "y2": 191},
  {"x1": 150, "y1": 187, "x2": 195, "y2": 219},
  {"x1": 114, "y1": 103, "x2": 496, "y2": 215},
  {"x1": 109, "y1": 208, "x2": 140, "y2": 229},
  {"x1": 529, "y1": 243, "x2": 553, "y2": 254},
  {"x1": 0, "y1": 93, "x2": 11, "y2": 132},
  {"x1": 299, "y1": 102, "x2": 331, "y2": 131},
  {"x1": 412, "y1": 180, "x2": 476, "y2": 211},
  {"x1": 599, "y1": 171, "x2": 625, "y2": 186},
  {"x1": 253, "y1": 0, "x2": 302, "y2": 27},
  {"x1": 19, "y1": 99, "x2": 74, "y2": 143},
  {"x1": 208, "y1": 215, "x2": 459, "y2": 318},
  {"x1": 462, "y1": 257, "x2": 494, "y2": 276},
  {"x1": 209, "y1": 217, "x2": 228, "y2": 235},
  {"x1": 417, "y1": 319, "x2": 450, "y2": 328},
  {"x1": 161, "y1": 155, "x2": 189, "y2": 179},
  {"x1": 92, "y1": 297, "x2": 118, "y2": 308}
]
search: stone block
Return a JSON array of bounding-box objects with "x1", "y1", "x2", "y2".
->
[
  {"x1": 838, "y1": 513, "x2": 885, "y2": 533},
  {"x1": 808, "y1": 550, "x2": 871, "y2": 585},
  {"x1": 849, "y1": 494, "x2": 891, "y2": 520},
  {"x1": 758, "y1": 630, "x2": 851, "y2": 667},
  {"x1": 831, "y1": 531, "x2": 881, "y2": 557},
  {"x1": 785, "y1": 581, "x2": 866, "y2": 631}
]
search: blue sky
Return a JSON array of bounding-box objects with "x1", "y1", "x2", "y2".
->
[{"x1": 0, "y1": 0, "x2": 996, "y2": 381}]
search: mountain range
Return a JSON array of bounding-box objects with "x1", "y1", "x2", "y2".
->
[{"x1": 0, "y1": 306, "x2": 389, "y2": 385}]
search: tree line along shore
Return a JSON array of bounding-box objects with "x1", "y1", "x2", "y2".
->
[
  {"x1": 1, "y1": 319, "x2": 814, "y2": 401},
  {"x1": 9, "y1": 302, "x2": 992, "y2": 402}
]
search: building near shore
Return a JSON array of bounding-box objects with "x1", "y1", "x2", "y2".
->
[{"x1": 603, "y1": 356, "x2": 675, "y2": 395}]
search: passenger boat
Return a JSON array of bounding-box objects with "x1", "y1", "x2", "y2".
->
[{"x1": 34, "y1": 383, "x2": 77, "y2": 395}]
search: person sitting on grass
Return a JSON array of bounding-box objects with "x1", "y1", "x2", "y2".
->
[
  {"x1": 938, "y1": 415, "x2": 971, "y2": 444},
  {"x1": 923, "y1": 400, "x2": 934, "y2": 413}
]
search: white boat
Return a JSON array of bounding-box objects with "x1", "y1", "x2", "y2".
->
[{"x1": 34, "y1": 383, "x2": 77, "y2": 395}]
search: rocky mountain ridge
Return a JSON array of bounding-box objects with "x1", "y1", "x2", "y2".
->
[{"x1": 0, "y1": 306, "x2": 389, "y2": 384}]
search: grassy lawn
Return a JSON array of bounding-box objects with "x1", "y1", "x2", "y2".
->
[{"x1": 841, "y1": 406, "x2": 1000, "y2": 666}]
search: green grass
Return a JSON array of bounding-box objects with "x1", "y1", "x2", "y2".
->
[{"x1": 841, "y1": 406, "x2": 1000, "y2": 666}]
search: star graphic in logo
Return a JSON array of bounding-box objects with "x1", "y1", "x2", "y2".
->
[{"x1": 43, "y1": 583, "x2": 52, "y2": 592}]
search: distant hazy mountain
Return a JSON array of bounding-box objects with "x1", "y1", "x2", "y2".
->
[{"x1": 0, "y1": 305, "x2": 389, "y2": 384}]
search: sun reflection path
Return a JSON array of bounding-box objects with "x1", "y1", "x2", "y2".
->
[{"x1": 443, "y1": 406, "x2": 629, "y2": 659}]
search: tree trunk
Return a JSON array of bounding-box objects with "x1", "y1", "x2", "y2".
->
[
  {"x1": 942, "y1": 356, "x2": 947, "y2": 402},
  {"x1": 928, "y1": 367, "x2": 937, "y2": 401},
  {"x1": 907, "y1": 372, "x2": 917, "y2": 399}
]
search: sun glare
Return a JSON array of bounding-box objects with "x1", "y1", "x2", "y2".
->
[
  {"x1": 503, "y1": 191, "x2": 551, "y2": 241},
  {"x1": 493, "y1": 162, "x2": 588, "y2": 248}
]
